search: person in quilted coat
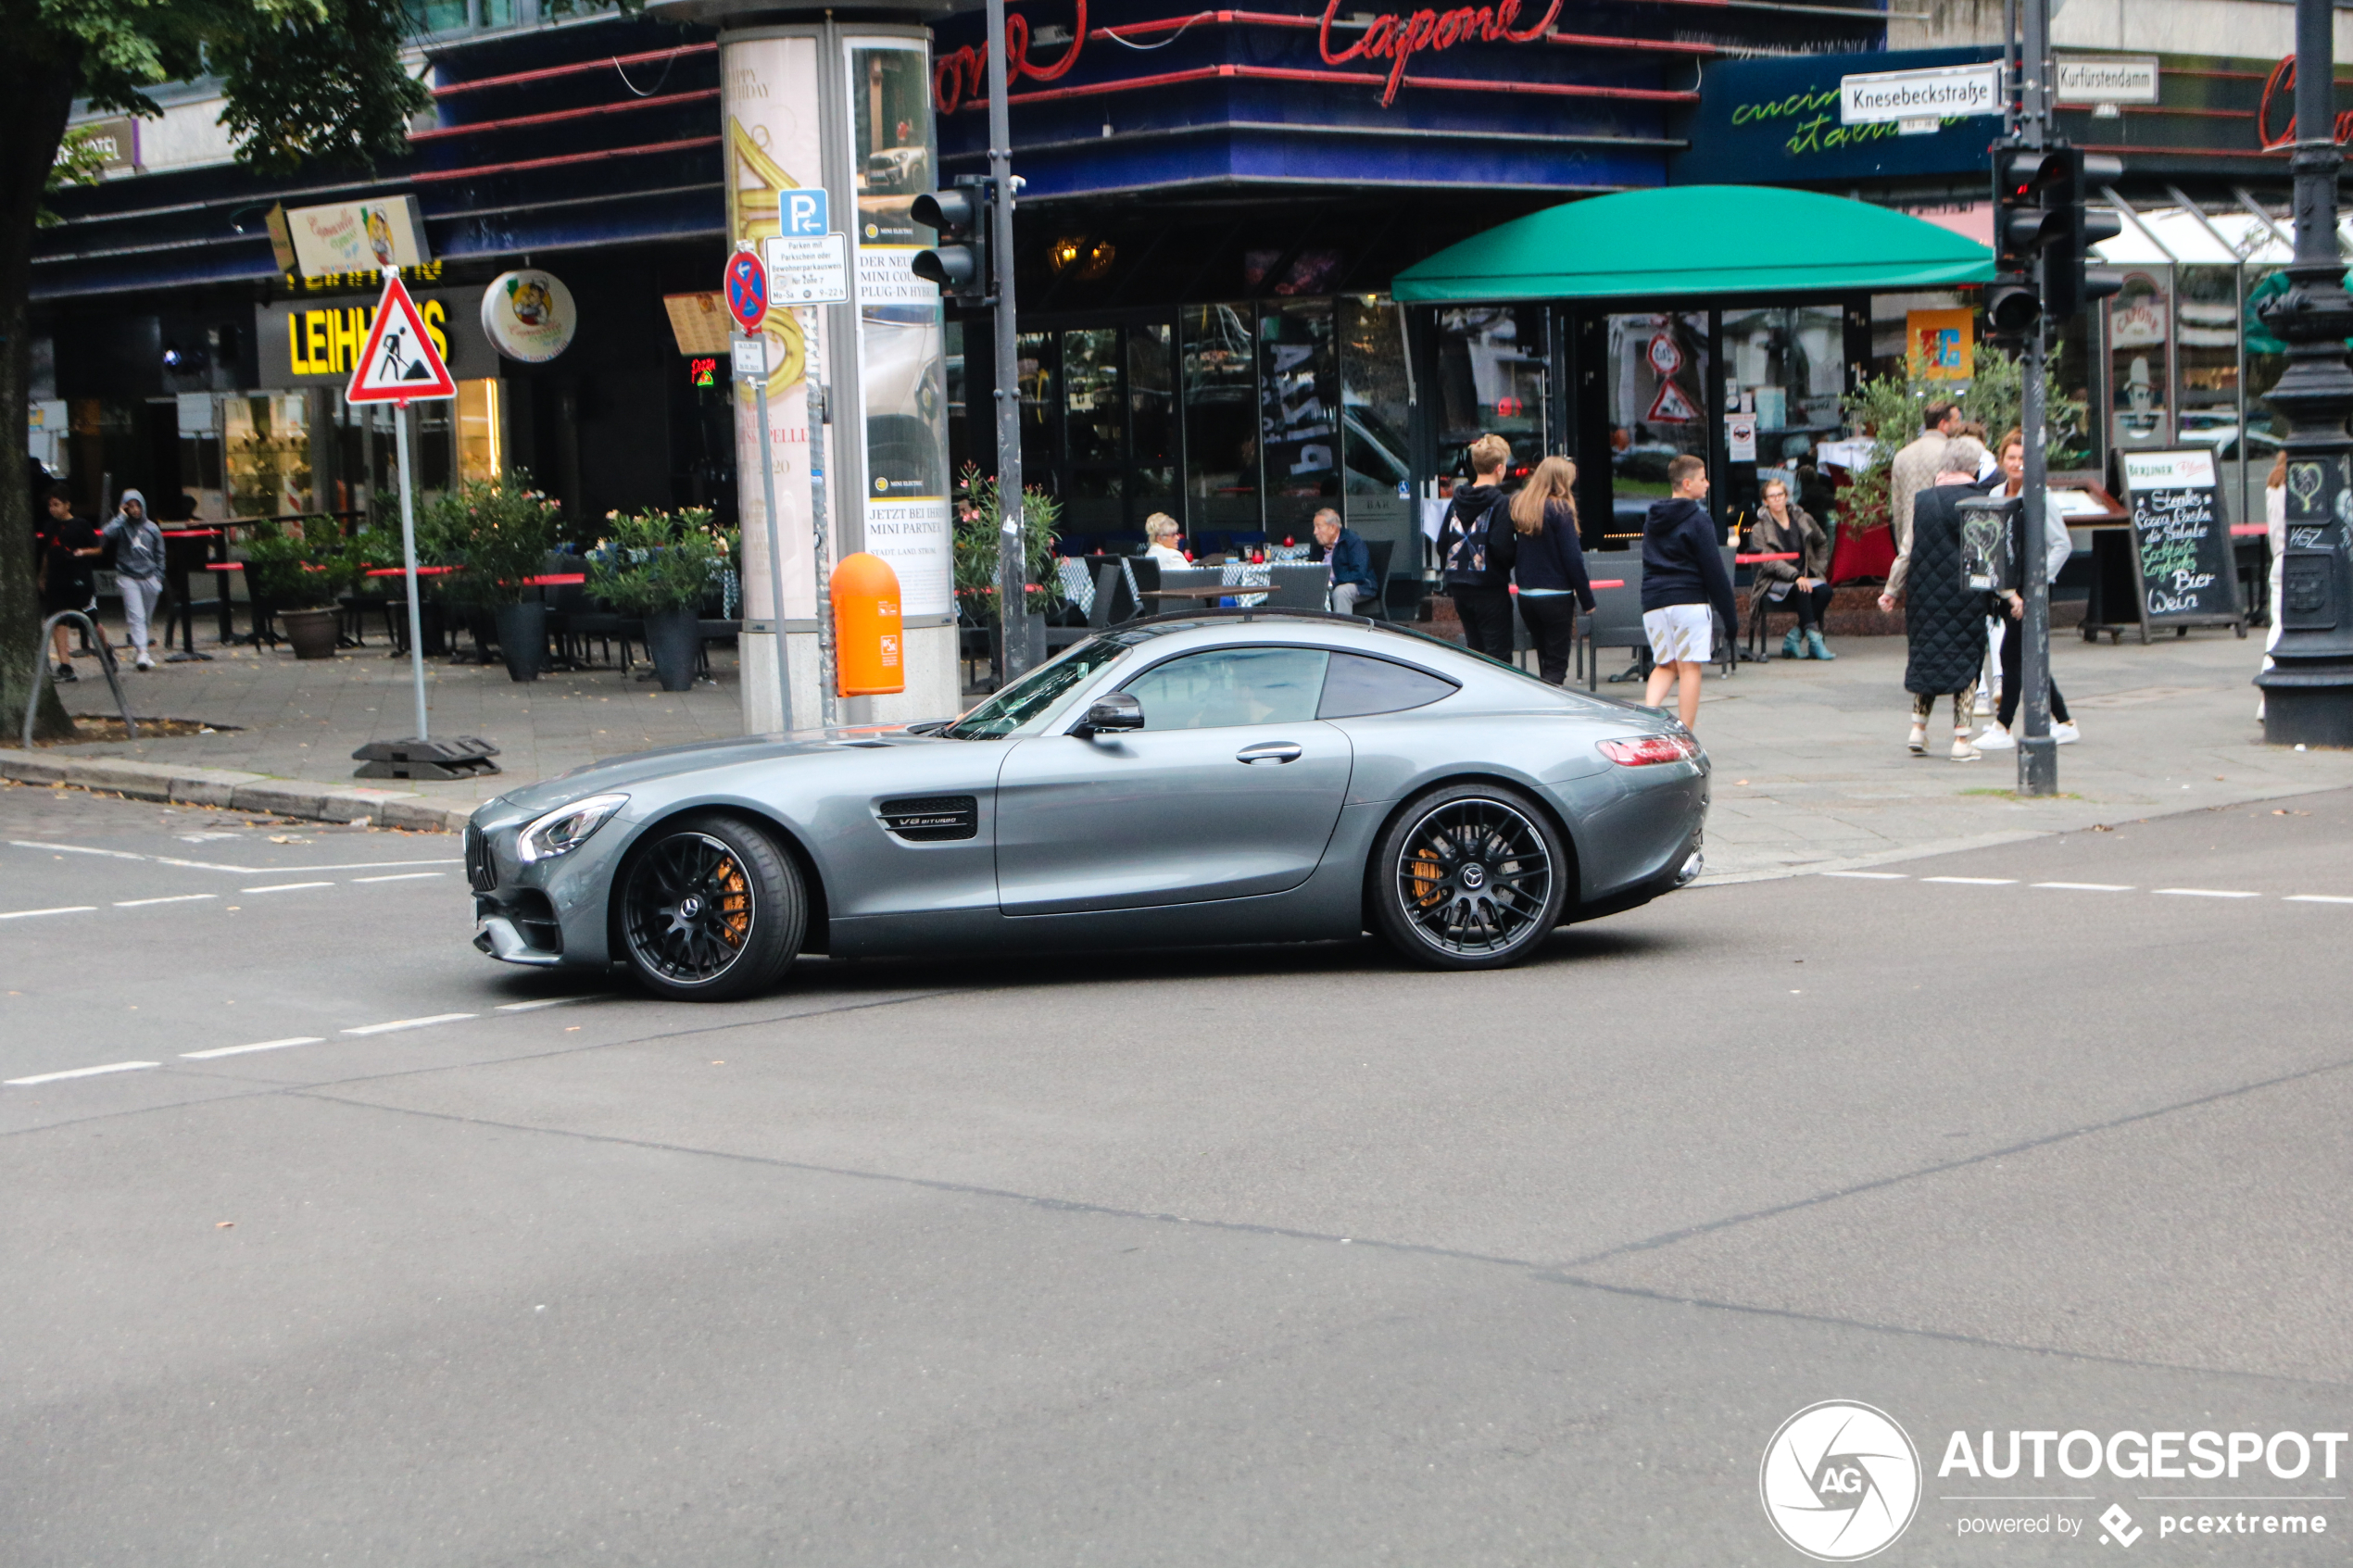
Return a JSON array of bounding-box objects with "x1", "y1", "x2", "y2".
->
[{"x1": 1879, "y1": 439, "x2": 1994, "y2": 761}]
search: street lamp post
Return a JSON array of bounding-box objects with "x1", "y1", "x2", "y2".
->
[{"x1": 2254, "y1": 0, "x2": 2353, "y2": 746}]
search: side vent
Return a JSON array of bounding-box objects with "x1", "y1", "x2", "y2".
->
[{"x1": 878, "y1": 795, "x2": 978, "y2": 842}]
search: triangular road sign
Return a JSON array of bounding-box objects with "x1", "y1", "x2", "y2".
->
[
  {"x1": 346, "y1": 270, "x2": 458, "y2": 404},
  {"x1": 1646, "y1": 379, "x2": 1699, "y2": 424}
]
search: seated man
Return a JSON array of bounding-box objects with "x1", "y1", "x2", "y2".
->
[{"x1": 1314, "y1": 507, "x2": 1378, "y2": 615}]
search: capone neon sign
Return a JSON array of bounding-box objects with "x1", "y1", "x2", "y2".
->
[
  {"x1": 933, "y1": 1, "x2": 1088, "y2": 115},
  {"x1": 2257, "y1": 55, "x2": 2353, "y2": 152},
  {"x1": 1319, "y1": 0, "x2": 1566, "y2": 107}
]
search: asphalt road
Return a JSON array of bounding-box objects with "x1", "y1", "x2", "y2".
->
[{"x1": 4, "y1": 780, "x2": 2350, "y2": 1565}]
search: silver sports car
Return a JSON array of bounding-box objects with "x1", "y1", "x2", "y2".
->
[{"x1": 465, "y1": 610, "x2": 1709, "y2": 999}]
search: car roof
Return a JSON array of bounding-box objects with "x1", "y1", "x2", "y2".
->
[{"x1": 1095, "y1": 608, "x2": 1543, "y2": 690}]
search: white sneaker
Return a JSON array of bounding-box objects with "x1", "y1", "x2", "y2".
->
[
  {"x1": 2052, "y1": 721, "x2": 2081, "y2": 745},
  {"x1": 135, "y1": 659, "x2": 155, "y2": 671},
  {"x1": 1974, "y1": 691, "x2": 1995, "y2": 717},
  {"x1": 1951, "y1": 734, "x2": 1982, "y2": 762},
  {"x1": 1975, "y1": 723, "x2": 2016, "y2": 750}
]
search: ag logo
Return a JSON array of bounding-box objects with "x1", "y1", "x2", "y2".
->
[{"x1": 1760, "y1": 1400, "x2": 1920, "y2": 1561}]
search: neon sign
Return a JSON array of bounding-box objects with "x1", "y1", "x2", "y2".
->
[
  {"x1": 688, "y1": 356, "x2": 717, "y2": 388},
  {"x1": 934, "y1": 1, "x2": 1087, "y2": 115},
  {"x1": 1319, "y1": 0, "x2": 1564, "y2": 107},
  {"x1": 2257, "y1": 56, "x2": 2353, "y2": 152}
]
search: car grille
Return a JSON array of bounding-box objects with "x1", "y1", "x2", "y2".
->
[
  {"x1": 464, "y1": 824, "x2": 498, "y2": 892},
  {"x1": 878, "y1": 796, "x2": 978, "y2": 842}
]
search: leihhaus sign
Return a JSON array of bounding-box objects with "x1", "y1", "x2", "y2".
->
[
  {"x1": 1839, "y1": 62, "x2": 2003, "y2": 126},
  {"x1": 254, "y1": 287, "x2": 493, "y2": 390}
]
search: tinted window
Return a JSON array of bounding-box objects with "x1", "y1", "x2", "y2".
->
[
  {"x1": 1123, "y1": 646, "x2": 1328, "y2": 730},
  {"x1": 1318, "y1": 652, "x2": 1458, "y2": 719}
]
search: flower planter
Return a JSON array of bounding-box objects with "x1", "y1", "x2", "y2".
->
[
  {"x1": 642, "y1": 608, "x2": 702, "y2": 692},
  {"x1": 494, "y1": 601, "x2": 547, "y2": 683},
  {"x1": 281, "y1": 607, "x2": 339, "y2": 660}
]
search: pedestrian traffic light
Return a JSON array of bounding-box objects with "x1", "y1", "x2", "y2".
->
[
  {"x1": 911, "y1": 179, "x2": 992, "y2": 306},
  {"x1": 2041, "y1": 147, "x2": 2125, "y2": 320}
]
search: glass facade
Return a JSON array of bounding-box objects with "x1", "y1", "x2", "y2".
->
[
  {"x1": 1433, "y1": 305, "x2": 1545, "y2": 481},
  {"x1": 1183, "y1": 304, "x2": 1259, "y2": 536}
]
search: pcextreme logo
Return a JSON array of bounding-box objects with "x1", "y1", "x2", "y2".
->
[{"x1": 1761, "y1": 1401, "x2": 1923, "y2": 1561}]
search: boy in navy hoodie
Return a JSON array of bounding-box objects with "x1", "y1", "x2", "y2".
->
[{"x1": 1640, "y1": 454, "x2": 1737, "y2": 731}]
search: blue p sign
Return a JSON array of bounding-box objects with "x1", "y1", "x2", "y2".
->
[{"x1": 785, "y1": 189, "x2": 828, "y2": 236}]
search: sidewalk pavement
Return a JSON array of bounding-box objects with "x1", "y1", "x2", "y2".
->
[{"x1": 7, "y1": 627, "x2": 2352, "y2": 881}]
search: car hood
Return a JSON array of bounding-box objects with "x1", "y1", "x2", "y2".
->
[{"x1": 487, "y1": 724, "x2": 951, "y2": 817}]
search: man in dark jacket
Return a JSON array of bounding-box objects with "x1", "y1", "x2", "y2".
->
[
  {"x1": 39, "y1": 489, "x2": 103, "y2": 681},
  {"x1": 1313, "y1": 507, "x2": 1378, "y2": 615},
  {"x1": 1439, "y1": 433, "x2": 1518, "y2": 661},
  {"x1": 1640, "y1": 454, "x2": 1737, "y2": 731}
]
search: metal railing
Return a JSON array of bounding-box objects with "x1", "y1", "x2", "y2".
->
[{"x1": 22, "y1": 612, "x2": 138, "y2": 750}]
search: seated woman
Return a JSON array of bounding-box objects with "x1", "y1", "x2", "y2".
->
[
  {"x1": 1744, "y1": 475, "x2": 1835, "y2": 660},
  {"x1": 1144, "y1": 513, "x2": 1189, "y2": 572}
]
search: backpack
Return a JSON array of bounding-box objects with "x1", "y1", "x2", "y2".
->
[{"x1": 1441, "y1": 495, "x2": 1504, "y2": 580}]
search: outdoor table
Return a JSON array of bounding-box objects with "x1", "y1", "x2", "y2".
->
[
  {"x1": 366, "y1": 565, "x2": 459, "y2": 577},
  {"x1": 162, "y1": 528, "x2": 224, "y2": 658},
  {"x1": 1736, "y1": 553, "x2": 1799, "y2": 563},
  {"x1": 1139, "y1": 586, "x2": 1248, "y2": 603}
]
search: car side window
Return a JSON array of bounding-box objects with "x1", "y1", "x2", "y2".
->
[
  {"x1": 1122, "y1": 646, "x2": 1329, "y2": 730},
  {"x1": 1317, "y1": 652, "x2": 1459, "y2": 719}
]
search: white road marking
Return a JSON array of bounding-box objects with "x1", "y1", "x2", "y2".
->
[
  {"x1": 2155, "y1": 888, "x2": 2260, "y2": 899},
  {"x1": 1822, "y1": 871, "x2": 1907, "y2": 880},
  {"x1": 494, "y1": 997, "x2": 600, "y2": 1012},
  {"x1": 7, "y1": 841, "x2": 458, "y2": 875},
  {"x1": 181, "y1": 1037, "x2": 325, "y2": 1060},
  {"x1": 2032, "y1": 882, "x2": 2134, "y2": 892},
  {"x1": 351, "y1": 872, "x2": 444, "y2": 884},
  {"x1": 341, "y1": 1013, "x2": 476, "y2": 1036},
  {"x1": 2284, "y1": 895, "x2": 2353, "y2": 905},
  {"x1": 242, "y1": 882, "x2": 334, "y2": 894},
  {"x1": 115, "y1": 894, "x2": 219, "y2": 908},
  {"x1": 0, "y1": 906, "x2": 97, "y2": 920},
  {"x1": 1921, "y1": 876, "x2": 2018, "y2": 885},
  {"x1": 6, "y1": 1061, "x2": 160, "y2": 1086}
]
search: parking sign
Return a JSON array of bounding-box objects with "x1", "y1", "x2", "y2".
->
[{"x1": 784, "y1": 189, "x2": 829, "y2": 237}]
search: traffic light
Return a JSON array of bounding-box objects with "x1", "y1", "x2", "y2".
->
[
  {"x1": 2041, "y1": 147, "x2": 2125, "y2": 320},
  {"x1": 1986, "y1": 140, "x2": 2063, "y2": 334},
  {"x1": 911, "y1": 178, "x2": 992, "y2": 306}
]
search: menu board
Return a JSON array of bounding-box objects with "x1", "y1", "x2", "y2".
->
[{"x1": 2118, "y1": 448, "x2": 2243, "y2": 631}]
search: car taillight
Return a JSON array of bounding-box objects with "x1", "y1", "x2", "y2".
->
[{"x1": 1598, "y1": 734, "x2": 1699, "y2": 766}]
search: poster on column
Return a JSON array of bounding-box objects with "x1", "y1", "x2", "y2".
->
[
  {"x1": 724, "y1": 33, "x2": 824, "y2": 622},
  {"x1": 845, "y1": 35, "x2": 952, "y2": 620}
]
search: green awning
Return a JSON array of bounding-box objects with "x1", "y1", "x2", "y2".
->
[{"x1": 1391, "y1": 185, "x2": 1995, "y2": 304}]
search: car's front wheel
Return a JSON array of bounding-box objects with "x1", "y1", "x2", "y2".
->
[
  {"x1": 617, "y1": 813, "x2": 804, "y2": 1001},
  {"x1": 1372, "y1": 783, "x2": 1568, "y2": 970}
]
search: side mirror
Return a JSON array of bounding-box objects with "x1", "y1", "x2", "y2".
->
[{"x1": 1072, "y1": 692, "x2": 1143, "y2": 738}]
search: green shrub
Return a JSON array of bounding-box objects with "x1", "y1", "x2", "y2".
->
[
  {"x1": 588, "y1": 508, "x2": 734, "y2": 617},
  {"x1": 416, "y1": 473, "x2": 563, "y2": 606},
  {"x1": 952, "y1": 462, "x2": 1064, "y2": 621}
]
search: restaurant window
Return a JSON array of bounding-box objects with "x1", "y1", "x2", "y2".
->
[
  {"x1": 1182, "y1": 304, "x2": 1259, "y2": 535},
  {"x1": 1435, "y1": 306, "x2": 1546, "y2": 481},
  {"x1": 224, "y1": 394, "x2": 312, "y2": 518},
  {"x1": 1017, "y1": 329, "x2": 1056, "y2": 505},
  {"x1": 1129, "y1": 321, "x2": 1179, "y2": 524},
  {"x1": 1605, "y1": 312, "x2": 1708, "y2": 536},
  {"x1": 176, "y1": 394, "x2": 224, "y2": 522},
  {"x1": 1720, "y1": 305, "x2": 1844, "y2": 469},
  {"x1": 1061, "y1": 325, "x2": 1124, "y2": 532},
  {"x1": 457, "y1": 379, "x2": 503, "y2": 483},
  {"x1": 1259, "y1": 299, "x2": 1340, "y2": 544},
  {"x1": 2176, "y1": 265, "x2": 2239, "y2": 462},
  {"x1": 2108, "y1": 268, "x2": 2172, "y2": 453},
  {"x1": 1339, "y1": 295, "x2": 1412, "y2": 546}
]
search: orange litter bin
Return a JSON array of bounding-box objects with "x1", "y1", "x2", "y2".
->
[{"x1": 829, "y1": 552, "x2": 905, "y2": 696}]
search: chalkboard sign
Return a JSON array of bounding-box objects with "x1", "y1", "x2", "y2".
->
[{"x1": 2118, "y1": 448, "x2": 2245, "y2": 635}]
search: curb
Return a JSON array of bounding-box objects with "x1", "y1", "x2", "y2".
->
[{"x1": 0, "y1": 749, "x2": 472, "y2": 833}]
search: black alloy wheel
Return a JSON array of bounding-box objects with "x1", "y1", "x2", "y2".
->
[
  {"x1": 1372, "y1": 782, "x2": 1567, "y2": 970},
  {"x1": 617, "y1": 813, "x2": 804, "y2": 1001}
]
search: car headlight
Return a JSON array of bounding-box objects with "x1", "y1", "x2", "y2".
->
[{"x1": 516, "y1": 793, "x2": 629, "y2": 864}]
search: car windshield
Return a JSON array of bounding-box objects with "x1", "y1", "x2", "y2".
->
[{"x1": 940, "y1": 636, "x2": 1132, "y2": 739}]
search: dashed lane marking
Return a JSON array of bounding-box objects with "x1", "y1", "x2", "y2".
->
[
  {"x1": 351, "y1": 872, "x2": 445, "y2": 884},
  {"x1": 115, "y1": 894, "x2": 219, "y2": 908},
  {"x1": 494, "y1": 997, "x2": 600, "y2": 1012},
  {"x1": 341, "y1": 1013, "x2": 476, "y2": 1036},
  {"x1": 242, "y1": 882, "x2": 335, "y2": 895},
  {"x1": 1823, "y1": 871, "x2": 1907, "y2": 880},
  {"x1": 2286, "y1": 895, "x2": 2353, "y2": 905},
  {"x1": 2032, "y1": 882, "x2": 2135, "y2": 892},
  {"x1": 181, "y1": 1037, "x2": 326, "y2": 1060},
  {"x1": 1921, "y1": 876, "x2": 2018, "y2": 885},
  {"x1": 6, "y1": 1061, "x2": 159, "y2": 1086},
  {"x1": 0, "y1": 906, "x2": 96, "y2": 920},
  {"x1": 2154, "y1": 888, "x2": 2261, "y2": 899},
  {"x1": 7, "y1": 841, "x2": 459, "y2": 875}
]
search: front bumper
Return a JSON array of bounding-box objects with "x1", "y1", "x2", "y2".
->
[
  {"x1": 466, "y1": 811, "x2": 622, "y2": 968},
  {"x1": 475, "y1": 914, "x2": 563, "y2": 967}
]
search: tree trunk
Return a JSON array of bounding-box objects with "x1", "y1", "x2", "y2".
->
[{"x1": 0, "y1": 34, "x2": 79, "y2": 744}]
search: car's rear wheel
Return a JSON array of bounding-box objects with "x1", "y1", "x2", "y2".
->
[
  {"x1": 1372, "y1": 783, "x2": 1567, "y2": 970},
  {"x1": 617, "y1": 813, "x2": 803, "y2": 1001}
]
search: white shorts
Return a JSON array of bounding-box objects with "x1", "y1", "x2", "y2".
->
[{"x1": 1643, "y1": 604, "x2": 1714, "y2": 664}]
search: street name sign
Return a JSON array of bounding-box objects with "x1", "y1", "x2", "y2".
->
[
  {"x1": 763, "y1": 233, "x2": 850, "y2": 306},
  {"x1": 1839, "y1": 63, "x2": 2003, "y2": 133},
  {"x1": 345, "y1": 271, "x2": 457, "y2": 405},
  {"x1": 2054, "y1": 55, "x2": 2160, "y2": 107}
]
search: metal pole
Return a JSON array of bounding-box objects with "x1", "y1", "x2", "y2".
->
[
  {"x1": 395, "y1": 400, "x2": 429, "y2": 742},
  {"x1": 987, "y1": 0, "x2": 1029, "y2": 684},
  {"x1": 751, "y1": 335, "x2": 793, "y2": 734},
  {"x1": 2015, "y1": 0, "x2": 2057, "y2": 795},
  {"x1": 807, "y1": 307, "x2": 837, "y2": 728}
]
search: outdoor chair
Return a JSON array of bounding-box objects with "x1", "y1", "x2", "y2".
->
[
  {"x1": 1046, "y1": 562, "x2": 1125, "y2": 651},
  {"x1": 1356, "y1": 539, "x2": 1397, "y2": 619},
  {"x1": 1582, "y1": 564, "x2": 1647, "y2": 691},
  {"x1": 1743, "y1": 589, "x2": 1807, "y2": 664}
]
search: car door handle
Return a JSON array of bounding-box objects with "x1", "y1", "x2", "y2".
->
[{"x1": 1236, "y1": 742, "x2": 1303, "y2": 765}]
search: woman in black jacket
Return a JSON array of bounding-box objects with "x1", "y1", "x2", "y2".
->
[{"x1": 1508, "y1": 456, "x2": 1595, "y2": 684}]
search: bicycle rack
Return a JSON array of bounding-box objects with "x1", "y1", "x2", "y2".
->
[{"x1": 22, "y1": 611, "x2": 138, "y2": 750}]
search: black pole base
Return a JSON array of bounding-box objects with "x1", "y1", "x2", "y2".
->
[
  {"x1": 2017, "y1": 735, "x2": 2059, "y2": 795},
  {"x1": 2260, "y1": 681, "x2": 2353, "y2": 747},
  {"x1": 353, "y1": 735, "x2": 503, "y2": 781}
]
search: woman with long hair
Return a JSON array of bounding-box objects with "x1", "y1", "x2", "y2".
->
[{"x1": 1508, "y1": 455, "x2": 1596, "y2": 685}]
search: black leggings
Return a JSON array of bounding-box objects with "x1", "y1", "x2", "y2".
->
[
  {"x1": 1516, "y1": 594, "x2": 1579, "y2": 684},
  {"x1": 1995, "y1": 614, "x2": 2070, "y2": 729},
  {"x1": 1453, "y1": 585, "x2": 1516, "y2": 663},
  {"x1": 1773, "y1": 581, "x2": 1835, "y2": 630}
]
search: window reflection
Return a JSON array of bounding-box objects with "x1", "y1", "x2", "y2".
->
[
  {"x1": 1184, "y1": 304, "x2": 1259, "y2": 533},
  {"x1": 1435, "y1": 306, "x2": 1545, "y2": 481}
]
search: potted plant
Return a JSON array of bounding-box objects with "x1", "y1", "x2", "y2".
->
[
  {"x1": 587, "y1": 508, "x2": 729, "y2": 692},
  {"x1": 952, "y1": 463, "x2": 1065, "y2": 667},
  {"x1": 421, "y1": 474, "x2": 564, "y2": 681},
  {"x1": 241, "y1": 519, "x2": 352, "y2": 659}
]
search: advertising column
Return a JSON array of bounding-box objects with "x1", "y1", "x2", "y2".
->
[
  {"x1": 843, "y1": 35, "x2": 958, "y2": 722},
  {"x1": 721, "y1": 31, "x2": 829, "y2": 732}
]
